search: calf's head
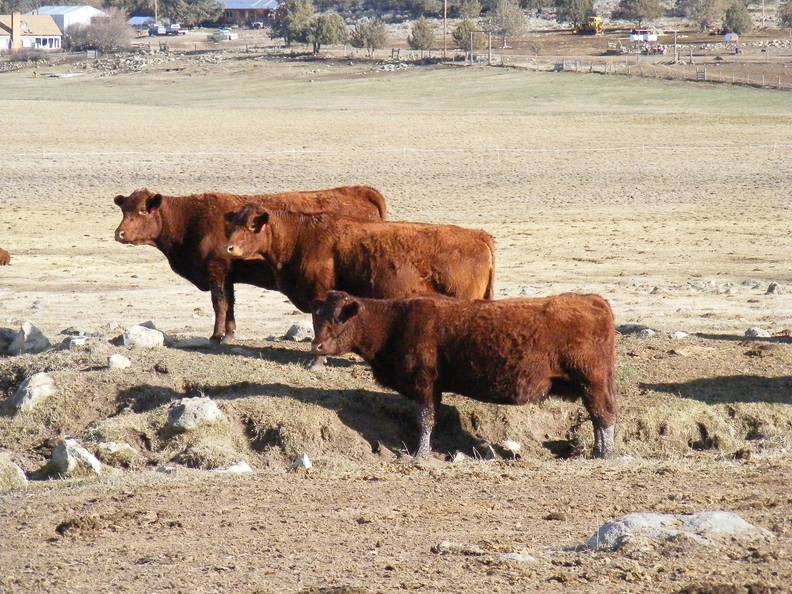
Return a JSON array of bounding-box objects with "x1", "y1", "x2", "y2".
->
[
  {"x1": 113, "y1": 189, "x2": 164, "y2": 246},
  {"x1": 223, "y1": 207, "x2": 271, "y2": 260},
  {"x1": 311, "y1": 292, "x2": 362, "y2": 357}
]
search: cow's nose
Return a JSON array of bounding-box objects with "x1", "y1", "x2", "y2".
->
[
  {"x1": 116, "y1": 229, "x2": 125, "y2": 241},
  {"x1": 313, "y1": 342, "x2": 323, "y2": 353},
  {"x1": 226, "y1": 245, "x2": 236, "y2": 255}
]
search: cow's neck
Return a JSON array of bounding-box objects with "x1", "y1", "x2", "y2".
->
[
  {"x1": 153, "y1": 196, "x2": 188, "y2": 252},
  {"x1": 354, "y1": 302, "x2": 400, "y2": 362},
  {"x1": 267, "y1": 212, "x2": 311, "y2": 271}
]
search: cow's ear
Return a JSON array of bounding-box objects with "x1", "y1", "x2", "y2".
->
[
  {"x1": 339, "y1": 301, "x2": 359, "y2": 322},
  {"x1": 146, "y1": 194, "x2": 163, "y2": 213},
  {"x1": 113, "y1": 195, "x2": 125, "y2": 207},
  {"x1": 252, "y1": 211, "x2": 270, "y2": 233}
]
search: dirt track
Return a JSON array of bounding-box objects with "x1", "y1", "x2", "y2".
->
[{"x1": 1, "y1": 56, "x2": 791, "y2": 592}]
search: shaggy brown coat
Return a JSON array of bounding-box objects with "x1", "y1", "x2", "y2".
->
[
  {"x1": 311, "y1": 291, "x2": 618, "y2": 459},
  {"x1": 0, "y1": 248, "x2": 9, "y2": 266},
  {"x1": 113, "y1": 186, "x2": 386, "y2": 341},
  {"x1": 222, "y1": 208, "x2": 495, "y2": 314}
]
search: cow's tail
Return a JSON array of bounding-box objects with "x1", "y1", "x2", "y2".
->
[
  {"x1": 482, "y1": 233, "x2": 496, "y2": 300},
  {"x1": 361, "y1": 186, "x2": 387, "y2": 221}
]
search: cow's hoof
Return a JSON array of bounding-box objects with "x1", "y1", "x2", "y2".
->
[
  {"x1": 221, "y1": 334, "x2": 236, "y2": 344},
  {"x1": 209, "y1": 335, "x2": 223, "y2": 344}
]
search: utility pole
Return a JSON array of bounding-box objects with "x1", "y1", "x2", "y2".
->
[
  {"x1": 761, "y1": 0, "x2": 765, "y2": 28},
  {"x1": 673, "y1": 30, "x2": 678, "y2": 64},
  {"x1": 154, "y1": 0, "x2": 158, "y2": 24},
  {"x1": 443, "y1": 0, "x2": 447, "y2": 60},
  {"x1": 488, "y1": 31, "x2": 492, "y2": 65}
]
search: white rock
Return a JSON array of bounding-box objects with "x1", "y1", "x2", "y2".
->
[
  {"x1": 167, "y1": 397, "x2": 225, "y2": 431},
  {"x1": 671, "y1": 331, "x2": 690, "y2": 340},
  {"x1": 49, "y1": 439, "x2": 102, "y2": 477},
  {"x1": 214, "y1": 461, "x2": 253, "y2": 475},
  {"x1": 291, "y1": 453, "x2": 313, "y2": 470},
  {"x1": 501, "y1": 439, "x2": 522, "y2": 456},
  {"x1": 12, "y1": 372, "x2": 57, "y2": 412},
  {"x1": 617, "y1": 323, "x2": 655, "y2": 337},
  {"x1": 123, "y1": 325, "x2": 165, "y2": 349},
  {"x1": 586, "y1": 511, "x2": 772, "y2": 551},
  {"x1": 0, "y1": 453, "x2": 27, "y2": 491},
  {"x1": 283, "y1": 320, "x2": 314, "y2": 342},
  {"x1": 450, "y1": 451, "x2": 468, "y2": 463},
  {"x1": 745, "y1": 327, "x2": 771, "y2": 338},
  {"x1": 108, "y1": 353, "x2": 131, "y2": 370},
  {"x1": 8, "y1": 321, "x2": 51, "y2": 355},
  {"x1": 498, "y1": 551, "x2": 537, "y2": 563},
  {"x1": 173, "y1": 337, "x2": 212, "y2": 349},
  {"x1": 61, "y1": 336, "x2": 90, "y2": 350}
]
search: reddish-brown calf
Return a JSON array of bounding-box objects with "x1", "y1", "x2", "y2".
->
[
  {"x1": 0, "y1": 248, "x2": 9, "y2": 266},
  {"x1": 113, "y1": 187, "x2": 385, "y2": 342},
  {"x1": 311, "y1": 291, "x2": 618, "y2": 459}
]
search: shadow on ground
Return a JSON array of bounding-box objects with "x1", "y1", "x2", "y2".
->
[{"x1": 642, "y1": 375, "x2": 792, "y2": 405}]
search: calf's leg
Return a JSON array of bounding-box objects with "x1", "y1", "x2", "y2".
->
[
  {"x1": 222, "y1": 281, "x2": 236, "y2": 343},
  {"x1": 582, "y1": 378, "x2": 618, "y2": 459},
  {"x1": 413, "y1": 384, "x2": 441, "y2": 459}
]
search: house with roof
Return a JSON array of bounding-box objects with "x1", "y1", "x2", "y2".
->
[
  {"x1": 0, "y1": 12, "x2": 62, "y2": 52},
  {"x1": 128, "y1": 15, "x2": 156, "y2": 31},
  {"x1": 221, "y1": 0, "x2": 279, "y2": 26},
  {"x1": 26, "y1": 5, "x2": 106, "y2": 33}
]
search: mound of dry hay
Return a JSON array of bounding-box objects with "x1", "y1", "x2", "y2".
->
[{"x1": 1, "y1": 333, "x2": 791, "y2": 480}]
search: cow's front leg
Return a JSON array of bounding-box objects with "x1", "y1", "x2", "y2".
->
[
  {"x1": 222, "y1": 280, "x2": 236, "y2": 343},
  {"x1": 413, "y1": 382, "x2": 441, "y2": 459}
]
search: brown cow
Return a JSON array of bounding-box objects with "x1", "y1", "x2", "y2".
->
[
  {"x1": 222, "y1": 207, "x2": 495, "y2": 366},
  {"x1": 0, "y1": 248, "x2": 9, "y2": 266},
  {"x1": 114, "y1": 186, "x2": 386, "y2": 342},
  {"x1": 311, "y1": 291, "x2": 618, "y2": 459}
]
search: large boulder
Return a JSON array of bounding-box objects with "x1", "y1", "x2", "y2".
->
[
  {"x1": 0, "y1": 453, "x2": 27, "y2": 492},
  {"x1": 123, "y1": 325, "x2": 165, "y2": 349},
  {"x1": 7, "y1": 322, "x2": 51, "y2": 355},
  {"x1": 587, "y1": 512, "x2": 772, "y2": 551},
  {"x1": 167, "y1": 397, "x2": 225, "y2": 431},
  {"x1": 12, "y1": 372, "x2": 57, "y2": 413},
  {"x1": 49, "y1": 439, "x2": 102, "y2": 477},
  {"x1": 94, "y1": 442, "x2": 137, "y2": 467}
]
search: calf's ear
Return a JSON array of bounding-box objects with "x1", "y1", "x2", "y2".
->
[
  {"x1": 146, "y1": 194, "x2": 163, "y2": 213},
  {"x1": 113, "y1": 195, "x2": 126, "y2": 207},
  {"x1": 252, "y1": 211, "x2": 270, "y2": 233},
  {"x1": 339, "y1": 301, "x2": 360, "y2": 322}
]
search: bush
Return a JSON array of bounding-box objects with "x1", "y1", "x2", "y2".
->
[
  {"x1": 458, "y1": 0, "x2": 482, "y2": 18},
  {"x1": 408, "y1": 17, "x2": 435, "y2": 53},
  {"x1": 158, "y1": 0, "x2": 222, "y2": 27},
  {"x1": 554, "y1": 0, "x2": 594, "y2": 26},
  {"x1": 272, "y1": 0, "x2": 315, "y2": 46},
  {"x1": 349, "y1": 19, "x2": 388, "y2": 57},
  {"x1": 308, "y1": 12, "x2": 347, "y2": 53},
  {"x1": 484, "y1": 0, "x2": 525, "y2": 48},
  {"x1": 676, "y1": 0, "x2": 726, "y2": 31},
  {"x1": 722, "y1": 1, "x2": 751, "y2": 33},
  {"x1": 452, "y1": 19, "x2": 485, "y2": 50},
  {"x1": 781, "y1": 1, "x2": 792, "y2": 27},
  {"x1": 65, "y1": 8, "x2": 132, "y2": 52},
  {"x1": 612, "y1": 0, "x2": 662, "y2": 26}
]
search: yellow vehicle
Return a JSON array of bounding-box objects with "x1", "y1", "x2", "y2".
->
[{"x1": 574, "y1": 16, "x2": 604, "y2": 35}]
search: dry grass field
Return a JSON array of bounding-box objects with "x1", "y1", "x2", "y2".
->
[{"x1": 1, "y1": 56, "x2": 791, "y2": 592}]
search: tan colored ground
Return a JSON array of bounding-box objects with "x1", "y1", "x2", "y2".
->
[{"x1": 1, "y1": 56, "x2": 791, "y2": 592}]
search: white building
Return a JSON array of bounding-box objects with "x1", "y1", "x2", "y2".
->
[
  {"x1": 0, "y1": 13, "x2": 62, "y2": 52},
  {"x1": 26, "y1": 5, "x2": 106, "y2": 33}
]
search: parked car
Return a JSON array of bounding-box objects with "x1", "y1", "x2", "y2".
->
[
  {"x1": 251, "y1": 21, "x2": 264, "y2": 29},
  {"x1": 212, "y1": 29, "x2": 239, "y2": 42}
]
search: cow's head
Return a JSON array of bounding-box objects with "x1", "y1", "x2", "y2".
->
[
  {"x1": 113, "y1": 189, "x2": 164, "y2": 246},
  {"x1": 223, "y1": 206, "x2": 271, "y2": 260},
  {"x1": 311, "y1": 291, "x2": 362, "y2": 357}
]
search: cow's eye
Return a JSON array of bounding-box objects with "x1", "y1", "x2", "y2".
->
[
  {"x1": 138, "y1": 210, "x2": 147, "y2": 216},
  {"x1": 248, "y1": 225, "x2": 256, "y2": 232},
  {"x1": 314, "y1": 308, "x2": 321, "y2": 316}
]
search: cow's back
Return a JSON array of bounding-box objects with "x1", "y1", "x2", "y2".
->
[{"x1": 333, "y1": 221, "x2": 492, "y2": 300}]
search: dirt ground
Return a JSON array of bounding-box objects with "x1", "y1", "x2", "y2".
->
[{"x1": 1, "y1": 55, "x2": 791, "y2": 592}]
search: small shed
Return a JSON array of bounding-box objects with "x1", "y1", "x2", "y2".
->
[{"x1": 222, "y1": 0, "x2": 279, "y2": 26}]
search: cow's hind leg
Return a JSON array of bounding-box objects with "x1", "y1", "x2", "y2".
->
[{"x1": 581, "y1": 377, "x2": 618, "y2": 459}]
